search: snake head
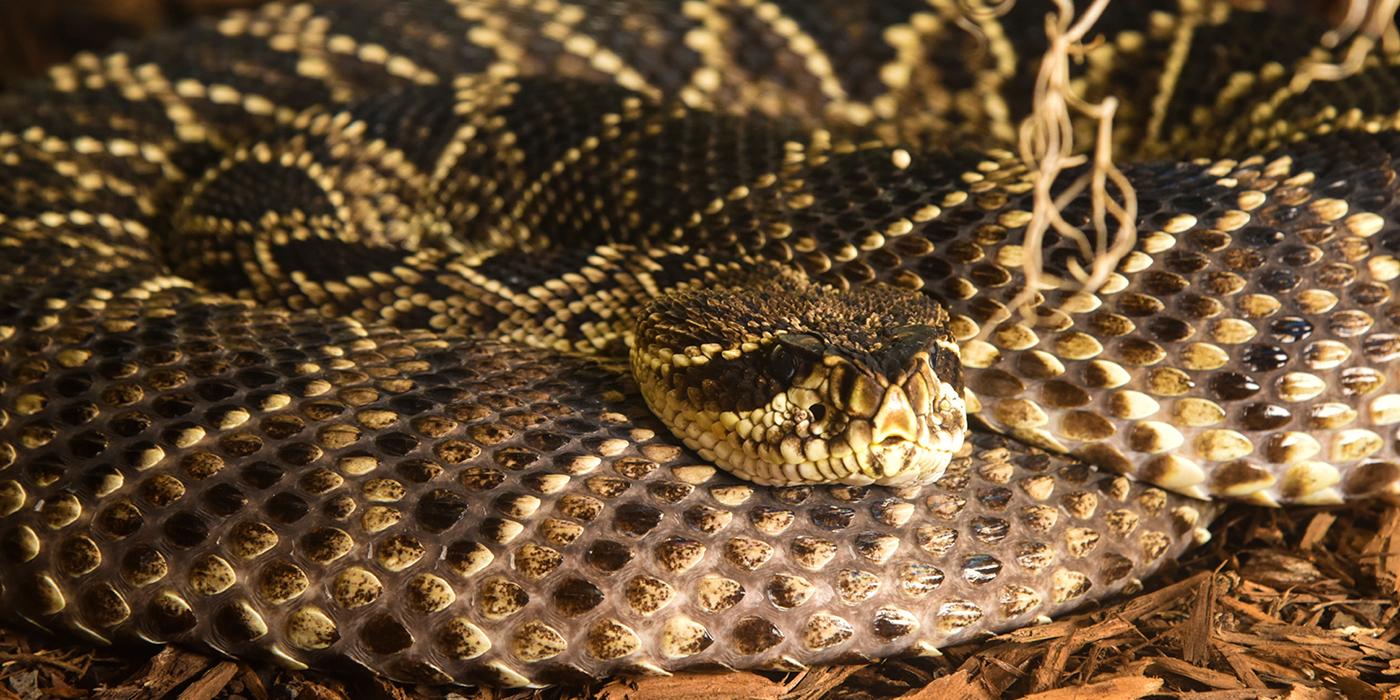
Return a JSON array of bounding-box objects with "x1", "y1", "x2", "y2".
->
[{"x1": 631, "y1": 272, "x2": 966, "y2": 487}]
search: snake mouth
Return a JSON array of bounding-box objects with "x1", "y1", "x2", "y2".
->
[
  {"x1": 840, "y1": 376, "x2": 968, "y2": 486},
  {"x1": 861, "y1": 434, "x2": 954, "y2": 485}
]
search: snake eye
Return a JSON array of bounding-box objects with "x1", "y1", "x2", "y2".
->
[
  {"x1": 809, "y1": 403, "x2": 827, "y2": 422},
  {"x1": 767, "y1": 345, "x2": 803, "y2": 384},
  {"x1": 878, "y1": 324, "x2": 941, "y2": 375},
  {"x1": 769, "y1": 333, "x2": 823, "y2": 384},
  {"x1": 889, "y1": 324, "x2": 938, "y2": 342},
  {"x1": 778, "y1": 332, "x2": 825, "y2": 356}
]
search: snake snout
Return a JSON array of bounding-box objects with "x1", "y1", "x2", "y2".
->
[{"x1": 872, "y1": 385, "x2": 919, "y2": 446}]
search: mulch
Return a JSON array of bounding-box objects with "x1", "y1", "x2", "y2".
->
[{"x1": 3, "y1": 1, "x2": 1399, "y2": 698}]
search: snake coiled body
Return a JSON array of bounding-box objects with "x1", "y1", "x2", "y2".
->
[{"x1": 0, "y1": 0, "x2": 1397, "y2": 688}]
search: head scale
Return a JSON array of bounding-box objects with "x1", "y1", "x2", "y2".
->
[{"x1": 631, "y1": 273, "x2": 966, "y2": 487}]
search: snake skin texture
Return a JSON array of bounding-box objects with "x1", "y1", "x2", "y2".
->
[{"x1": 0, "y1": 0, "x2": 1398, "y2": 688}]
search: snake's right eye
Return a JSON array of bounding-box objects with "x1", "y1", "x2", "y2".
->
[
  {"x1": 768, "y1": 344, "x2": 804, "y2": 384},
  {"x1": 769, "y1": 333, "x2": 822, "y2": 384}
]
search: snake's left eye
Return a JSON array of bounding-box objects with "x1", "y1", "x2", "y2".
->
[
  {"x1": 886, "y1": 324, "x2": 939, "y2": 351},
  {"x1": 878, "y1": 324, "x2": 940, "y2": 375}
]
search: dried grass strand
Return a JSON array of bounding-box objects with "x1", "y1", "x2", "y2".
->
[{"x1": 1002, "y1": 0, "x2": 1138, "y2": 332}]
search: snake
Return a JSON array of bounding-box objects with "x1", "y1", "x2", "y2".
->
[{"x1": 0, "y1": 0, "x2": 1397, "y2": 689}]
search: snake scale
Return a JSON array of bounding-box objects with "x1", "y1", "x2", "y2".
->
[{"x1": 1, "y1": 0, "x2": 1398, "y2": 688}]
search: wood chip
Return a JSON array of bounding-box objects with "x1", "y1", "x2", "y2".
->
[
  {"x1": 900, "y1": 668, "x2": 993, "y2": 700},
  {"x1": 1301, "y1": 513, "x2": 1338, "y2": 549},
  {"x1": 1182, "y1": 574, "x2": 1218, "y2": 664},
  {"x1": 1021, "y1": 676, "x2": 1162, "y2": 700},
  {"x1": 94, "y1": 647, "x2": 214, "y2": 700},
  {"x1": 596, "y1": 672, "x2": 785, "y2": 700},
  {"x1": 175, "y1": 661, "x2": 239, "y2": 700},
  {"x1": 1147, "y1": 656, "x2": 1246, "y2": 690},
  {"x1": 783, "y1": 665, "x2": 864, "y2": 700}
]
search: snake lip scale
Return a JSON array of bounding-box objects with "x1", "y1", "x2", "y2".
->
[{"x1": 0, "y1": 0, "x2": 1397, "y2": 689}]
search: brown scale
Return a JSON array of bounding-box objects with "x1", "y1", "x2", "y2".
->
[
  {"x1": 0, "y1": 0, "x2": 1395, "y2": 689},
  {"x1": 0, "y1": 297, "x2": 1205, "y2": 684},
  {"x1": 929, "y1": 147, "x2": 1400, "y2": 506}
]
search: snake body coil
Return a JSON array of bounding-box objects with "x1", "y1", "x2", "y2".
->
[{"x1": 0, "y1": 0, "x2": 1397, "y2": 687}]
